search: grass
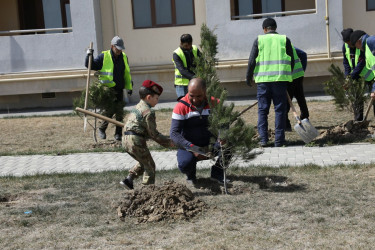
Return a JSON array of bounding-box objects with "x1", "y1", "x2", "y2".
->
[
  {"x1": 2, "y1": 164, "x2": 375, "y2": 248},
  {"x1": 1, "y1": 100, "x2": 374, "y2": 156},
  {"x1": 2, "y1": 100, "x2": 375, "y2": 248}
]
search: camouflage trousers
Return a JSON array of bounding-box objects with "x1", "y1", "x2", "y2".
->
[{"x1": 122, "y1": 135, "x2": 155, "y2": 185}]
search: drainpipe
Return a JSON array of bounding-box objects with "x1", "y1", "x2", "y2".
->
[
  {"x1": 112, "y1": 0, "x2": 118, "y2": 35},
  {"x1": 325, "y1": 0, "x2": 331, "y2": 59},
  {"x1": 112, "y1": 0, "x2": 130, "y2": 103}
]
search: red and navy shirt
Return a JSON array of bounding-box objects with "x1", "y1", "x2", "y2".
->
[{"x1": 170, "y1": 94, "x2": 212, "y2": 149}]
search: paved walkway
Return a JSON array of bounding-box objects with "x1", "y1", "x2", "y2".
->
[
  {"x1": 1, "y1": 143, "x2": 375, "y2": 177},
  {"x1": 2, "y1": 94, "x2": 374, "y2": 177}
]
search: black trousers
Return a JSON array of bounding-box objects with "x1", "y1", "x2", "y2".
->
[
  {"x1": 99, "y1": 90, "x2": 124, "y2": 135},
  {"x1": 286, "y1": 77, "x2": 309, "y2": 127}
]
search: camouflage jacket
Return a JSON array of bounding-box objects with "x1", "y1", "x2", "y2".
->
[{"x1": 125, "y1": 99, "x2": 170, "y2": 147}]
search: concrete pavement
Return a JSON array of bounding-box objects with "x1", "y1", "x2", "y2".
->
[{"x1": 1, "y1": 143, "x2": 375, "y2": 177}]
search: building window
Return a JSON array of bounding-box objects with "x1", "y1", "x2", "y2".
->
[
  {"x1": 231, "y1": 0, "x2": 285, "y2": 20},
  {"x1": 132, "y1": 0, "x2": 195, "y2": 29},
  {"x1": 367, "y1": 0, "x2": 375, "y2": 11},
  {"x1": 18, "y1": 0, "x2": 71, "y2": 33}
]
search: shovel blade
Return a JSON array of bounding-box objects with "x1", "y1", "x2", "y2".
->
[{"x1": 293, "y1": 118, "x2": 319, "y2": 144}]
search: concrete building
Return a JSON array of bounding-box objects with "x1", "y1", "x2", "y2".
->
[{"x1": 1, "y1": 0, "x2": 375, "y2": 110}]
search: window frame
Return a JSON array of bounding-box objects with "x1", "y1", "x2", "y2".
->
[
  {"x1": 18, "y1": 0, "x2": 45, "y2": 31},
  {"x1": 17, "y1": 0, "x2": 71, "y2": 34},
  {"x1": 60, "y1": 0, "x2": 71, "y2": 29},
  {"x1": 131, "y1": 0, "x2": 196, "y2": 29},
  {"x1": 366, "y1": 0, "x2": 375, "y2": 11},
  {"x1": 230, "y1": 0, "x2": 285, "y2": 20}
]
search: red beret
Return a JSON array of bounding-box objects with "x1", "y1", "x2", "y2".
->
[{"x1": 142, "y1": 80, "x2": 163, "y2": 95}]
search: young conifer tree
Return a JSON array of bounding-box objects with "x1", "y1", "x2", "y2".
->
[
  {"x1": 194, "y1": 24, "x2": 256, "y2": 192},
  {"x1": 324, "y1": 64, "x2": 370, "y2": 117},
  {"x1": 73, "y1": 79, "x2": 125, "y2": 141}
]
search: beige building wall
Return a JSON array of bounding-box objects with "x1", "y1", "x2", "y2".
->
[
  {"x1": 99, "y1": 0, "x2": 206, "y2": 67},
  {"x1": 343, "y1": 0, "x2": 375, "y2": 34},
  {"x1": 0, "y1": 0, "x2": 19, "y2": 31}
]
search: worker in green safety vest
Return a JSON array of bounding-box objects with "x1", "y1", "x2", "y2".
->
[
  {"x1": 342, "y1": 29, "x2": 375, "y2": 120},
  {"x1": 85, "y1": 36, "x2": 133, "y2": 141},
  {"x1": 285, "y1": 46, "x2": 310, "y2": 131},
  {"x1": 172, "y1": 34, "x2": 201, "y2": 99},
  {"x1": 246, "y1": 17, "x2": 294, "y2": 147}
]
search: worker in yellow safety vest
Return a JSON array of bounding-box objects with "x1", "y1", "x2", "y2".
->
[
  {"x1": 246, "y1": 17, "x2": 294, "y2": 147},
  {"x1": 85, "y1": 36, "x2": 133, "y2": 141},
  {"x1": 172, "y1": 34, "x2": 201, "y2": 99},
  {"x1": 342, "y1": 29, "x2": 375, "y2": 120}
]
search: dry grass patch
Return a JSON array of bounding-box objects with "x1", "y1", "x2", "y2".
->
[
  {"x1": 1, "y1": 100, "x2": 375, "y2": 156},
  {"x1": 2, "y1": 165, "x2": 375, "y2": 248}
]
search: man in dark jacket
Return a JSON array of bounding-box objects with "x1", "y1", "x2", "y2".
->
[
  {"x1": 172, "y1": 34, "x2": 201, "y2": 99},
  {"x1": 285, "y1": 47, "x2": 309, "y2": 130},
  {"x1": 246, "y1": 17, "x2": 294, "y2": 147},
  {"x1": 344, "y1": 29, "x2": 375, "y2": 120},
  {"x1": 85, "y1": 36, "x2": 133, "y2": 141}
]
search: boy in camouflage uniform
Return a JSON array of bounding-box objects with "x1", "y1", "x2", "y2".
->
[{"x1": 120, "y1": 80, "x2": 173, "y2": 189}]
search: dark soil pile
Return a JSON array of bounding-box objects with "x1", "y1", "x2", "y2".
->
[
  {"x1": 0, "y1": 194, "x2": 17, "y2": 203},
  {"x1": 117, "y1": 181, "x2": 207, "y2": 223},
  {"x1": 315, "y1": 120, "x2": 375, "y2": 142}
]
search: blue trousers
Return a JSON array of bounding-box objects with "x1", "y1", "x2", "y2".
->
[
  {"x1": 175, "y1": 85, "x2": 188, "y2": 99},
  {"x1": 177, "y1": 148, "x2": 226, "y2": 180},
  {"x1": 257, "y1": 82, "x2": 288, "y2": 146}
]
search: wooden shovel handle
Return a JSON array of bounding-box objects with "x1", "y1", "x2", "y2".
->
[
  {"x1": 76, "y1": 107, "x2": 125, "y2": 127},
  {"x1": 287, "y1": 92, "x2": 301, "y2": 123},
  {"x1": 363, "y1": 97, "x2": 374, "y2": 122},
  {"x1": 84, "y1": 42, "x2": 93, "y2": 111},
  {"x1": 237, "y1": 101, "x2": 258, "y2": 117}
]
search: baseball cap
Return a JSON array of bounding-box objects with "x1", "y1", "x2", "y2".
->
[
  {"x1": 262, "y1": 18, "x2": 277, "y2": 29},
  {"x1": 350, "y1": 30, "x2": 366, "y2": 47},
  {"x1": 111, "y1": 36, "x2": 125, "y2": 50},
  {"x1": 142, "y1": 80, "x2": 163, "y2": 95},
  {"x1": 341, "y1": 28, "x2": 353, "y2": 43}
]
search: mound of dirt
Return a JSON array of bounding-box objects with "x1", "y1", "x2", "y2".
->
[
  {"x1": 315, "y1": 120, "x2": 375, "y2": 141},
  {"x1": 117, "y1": 181, "x2": 207, "y2": 223}
]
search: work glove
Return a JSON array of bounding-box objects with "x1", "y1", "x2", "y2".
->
[
  {"x1": 86, "y1": 48, "x2": 94, "y2": 56},
  {"x1": 186, "y1": 144, "x2": 205, "y2": 154}
]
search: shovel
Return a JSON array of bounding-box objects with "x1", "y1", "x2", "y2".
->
[
  {"x1": 357, "y1": 97, "x2": 374, "y2": 126},
  {"x1": 287, "y1": 93, "x2": 319, "y2": 143},
  {"x1": 83, "y1": 42, "x2": 93, "y2": 132}
]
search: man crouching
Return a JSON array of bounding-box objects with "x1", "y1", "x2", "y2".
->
[{"x1": 170, "y1": 78, "x2": 231, "y2": 185}]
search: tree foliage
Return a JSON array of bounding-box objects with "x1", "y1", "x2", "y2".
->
[
  {"x1": 324, "y1": 64, "x2": 370, "y2": 115},
  {"x1": 194, "y1": 24, "x2": 256, "y2": 159},
  {"x1": 73, "y1": 79, "x2": 125, "y2": 118}
]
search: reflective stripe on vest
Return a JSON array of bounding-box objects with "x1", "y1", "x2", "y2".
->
[
  {"x1": 291, "y1": 46, "x2": 304, "y2": 80},
  {"x1": 365, "y1": 43, "x2": 375, "y2": 75},
  {"x1": 345, "y1": 43, "x2": 374, "y2": 81},
  {"x1": 173, "y1": 45, "x2": 198, "y2": 86},
  {"x1": 254, "y1": 34, "x2": 292, "y2": 83},
  {"x1": 99, "y1": 50, "x2": 132, "y2": 89}
]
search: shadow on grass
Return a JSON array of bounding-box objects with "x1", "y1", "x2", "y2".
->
[
  {"x1": 193, "y1": 177, "x2": 224, "y2": 196},
  {"x1": 231, "y1": 175, "x2": 307, "y2": 193},
  {"x1": 191, "y1": 175, "x2": 307, "y2": 196}
]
